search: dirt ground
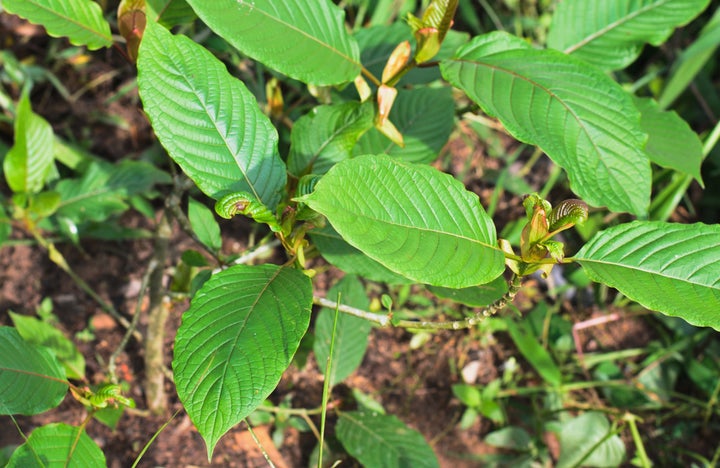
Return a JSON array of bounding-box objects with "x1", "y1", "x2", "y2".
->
[{"x1": 0, "y1": 11, "x2": 715, "y2": 468}]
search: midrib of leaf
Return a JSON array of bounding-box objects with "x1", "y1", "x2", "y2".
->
[
  {"x1": 56, "y1": 186, "x2": 123, "y2": 210},
  {"x1": 576, "y1": 233, "x2": 720, "y2": 287},
  {"x1": 0, "y1": 366, "x2": 68, "y2": 384},
  {"x1": 191, "y1": 84, "x2": 261, "y2": 202},
  {"x1": 347, "y1": 210, "x2": 499, "y2": 251},
  {"x1": 307, "y1": 114, "x2": 364, "y2": 169},
  {"x1": 217, "y1": 267, "x2": 282, "y2": 393},
  {"x1": 23, "y1": 0, "x2": 112, "y2": 43},
  {"x1": 457, "y1": 58, "x2": 621, "y2": 184},
  {"x1": 243, "y1": 2, "x2": 360, "y2": 69},
  {"x1": 563, "y1": 0, "x2": 667, "y2": 54},
  {"x1": 343, "y1": 413, "x2": 401, "y2": 453}
]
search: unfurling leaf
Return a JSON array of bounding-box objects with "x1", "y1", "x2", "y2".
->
[
  {"x1": 548, "y1": 199, "x2": 588, "y2": 233},
  {"x1": 382, "y1": 41, "x2": 412, "y2": 83},
  {"x1": 215, "y1": 192, "x2": 281, "y2": 232},
  {"x1": 118, "y1": 0, "x2": 147, "y2": 63}
]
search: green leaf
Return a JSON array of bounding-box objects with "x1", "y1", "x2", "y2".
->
[
  {"x1": 441, "y1": 32, "x2": 651, "y2": 216},
  {"x1": 635, "y1": 97, "x2": 704, "y2": 184},
  {"x1": 187, "y1": 197, "x2": 222, "y2": 253},
  {"x1": 9, "y1": 312, "x2": 85, "y2": 380},
  {"x1": 173, "y1": 264, "x2": 312, "y2": 457},
  {"x1": 556, "y1": 412, "x2": 625, "y2": 468},
  {"x1": 485, "y1": 426, "x2": 532, "y2": 451},
  {"x1": 659, "y1": 7, "x2": 720, "y2": 108},
  {"x1": 314, "y1": 276, "x2": 372, "y2": 387},
  {"x1": 54, "y1": 160, "x2": 169, "y2": 223},
  {"x1": 7, "y1": 423, "x2": 106, "y2": 468},
  {"x1": 288, "y1": 102, "x2": 375, "y2": 177},
  {"x1": 3, "y1": 0, "x2": 113, "y2": 50},
  {"x1": 301, "y1": 154, "x2": 505, "y2": 288},
  {"x1": 147, "y1": 0, "x2": 196, "y2": 27},
  {"x1": 0, "y1": 327, "x2": 68, "y2": 415},
  {"x1": 309, "y1": 223, "x2": 414, "y2": 284},
  {"x1": 575, "y1": 221, "x2": 720, "y2": 330},
  {"x1": 354, "y1": 87, "x2": 456, "y2": 164},
  {"x1": 0, "y1": 204, "x2": 11, "y2": 246},
  {"x1": 4, "y1": 92, "x2": 54, "y2": 194},
  {"x1": 337, "y1": 411, "x2": 439, "y2": 467},
  {"x1": 138, "y1": 21, "x2": 286, "y2": 208},
  {"x1": 547, "y1": 0, "x2": 711, "y2": 71},
  {"x1": 427, "y1": 274, "x2": 507, "y2": 307},
  {"x1": 185, "y1": 0, "x2": 361, "y2": 85},
  {"x1": 505, "y1": 319, "x2": 562, "y2": 387}
]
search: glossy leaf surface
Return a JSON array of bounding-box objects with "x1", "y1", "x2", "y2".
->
[
  {"x1": 7, "y1": 423, "x2": 106, "y2": 468},
  {"x1": 336, "y1": 411, "x2": 439, "y2": 468},
  {"x1": 548, "y1": 0, "x2": 710, "y2": 70},
  {"x1": 147, "y1": 0, "x2": 196, "y2": 26},
  {"x1": 3, "y1": 0, "x2": 113, "y2": 50},
  {"x1": 138, "y1": 22, "x2": 286, "y2": 208},
  {"x1": 301, "y1": 154, "x2": 505, "y2": 288},
  {"x1": 576, "y1": 221, "x2": 720, "y2": 330},
  {"x1": 314, "y1": 276, "x2": 371, "y2": 387},
  {"x1": 0, "y1": 327, "x2": 67, "y2": 415},
  {"x1": 186, "y1": 0, "x2": 360, "y2": 85},
  {"x1": 441, "y1": 32, "x2": 650, "y2": 216},
  {"x1": 173, "y1": 264, "x2": 312, "y2": 456}
]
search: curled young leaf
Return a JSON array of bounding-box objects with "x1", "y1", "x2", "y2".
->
[
  {"x1": 215, "y1": 191, "x2": 281, "y2": 232},
  {"x1": 548, "y1": 199, "x2": 588, "y2": 233}
]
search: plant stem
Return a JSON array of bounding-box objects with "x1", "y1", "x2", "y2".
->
[
  {"x1": 314, "y1": 275, "x2": 522, "y2": 330},
  {"x1": 109, "y1": 258, "x2": 156, "y2": 383},
  {"x1": 144, "y1": 212, "x2": 172, "y2": 414},
  {"x1": 624, "y1": 413, "x2": 652, "y2": 467}
]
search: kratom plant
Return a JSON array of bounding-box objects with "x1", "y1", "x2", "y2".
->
[{"x1": 1, "y1": 0, "x2": 719, "y2": 466}]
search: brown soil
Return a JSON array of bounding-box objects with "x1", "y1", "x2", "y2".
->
[{"x1": 1, "y1": 10, "x2": 717, "y2": 468}]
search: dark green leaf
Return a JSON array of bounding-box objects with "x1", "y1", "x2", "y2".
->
[
  {"x1": 173, "y1": 264, "x2": 312, "y2": 457},
  {"x1": 186, "y1": 0, "x2": 361, "y2": 85},
  {"x1": 301, "y1": 154, "x2": 505, "y2": 288},
  {"x1": 576, "y1": 221, "x2": 720, "y2": 330},
  {"x1": 7, "y1": 423, "x2": 106, "y2": 468},
  {"x1": 505, "y1": 319, "x2": 562, "y2": 387},
  {"x1": 138, "y1": 21, "x2": 286, "y2": 208},
  {"x1": 336, "y1": 411, "x2": 439, "y2": 468},
  {"x1": 3, "y1": 0, "x2": 113, "y2": 50},
  {"x1": 441, "y1": 32, "x2": 651, "y2": 216},
  {"x1": 427, "y1": 275, "x2": 507, "y2": 307},
  {"x1": 0, "y1": 327, "x2": 68, "y2": 415},
  {"x1": 548, "y1": 0, "x2": 711, "y2": 71}
]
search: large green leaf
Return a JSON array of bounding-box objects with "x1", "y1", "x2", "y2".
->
[
  {"x1": 185, "y1": 0, "x2": 360, "y2": 85},
  {"x1": 441, "y1": 32, "x2": 650, "y2": 216},
  {"x1": 0, "y1": 327, "x2": 68, "y2": 415},
  {"x1": 353, "y1": 87, "x2": 456, "y2": 164},
  {"x1": 4, "y1": 92, "x2": 54, "y2": 194},
  {"x1": 3, "y1": 0, "x2": 113, "y2": 50},
  {"x1": 575, "y1": 221, "x2": 720, "y2": 330},
  {"x1": 7, "y1": 423, "x2": 106, "y2": 468},
  {"x1": 309, "y1": 224, "x2": 414, "y2": 284},
  {"x1": 547, "y1": 0, "x2": 711, "y2": 71},
  {"x1": 336, "y1": 411, "x2": 439, "y2": 468},
  {"x1": 314, "y1": 276, "x2": 372, "y2": 387},
  {"x1": 138, "y1": 21, "x2": 286, "y2": 208},
  {"x1": 288, "y1": 101, "x2": 375, "y2": 177},
  {"x1": 9, "y1": 312, "x2": 85, "y2": 380},
  {"x1": 556, "y1": 412, "x2": 625, "y2": 468},
  {"x1": 173, "y1": 264, "x2": 312, "y2": 457},
  {"x1": 301, "y1": 154, "x2": 505, "y2": 288},
  {"x1": 635, "y1": 97, "x2": 704, "y2": 184}
]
